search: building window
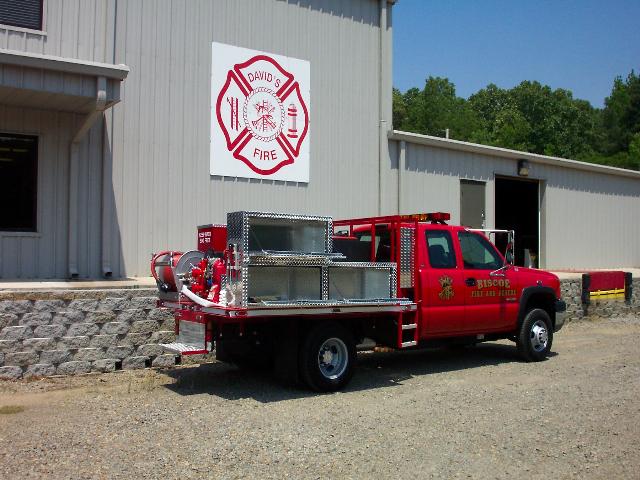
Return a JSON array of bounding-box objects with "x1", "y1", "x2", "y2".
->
[
  {"x1": 0, "y1": 0, "x2": 44, "y2": 31},
  {"x1": 0, "y1": 134, "x2": 38, "y2": 232}
]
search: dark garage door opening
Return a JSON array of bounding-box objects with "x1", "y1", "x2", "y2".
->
[
  {"x1": 0, "y1": 133, "x2": 38, "y2": 232},
  {"x1": 495, "y1": 177, "x2": 539, "y2": 268}
]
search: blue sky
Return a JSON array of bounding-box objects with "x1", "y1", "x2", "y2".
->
[{"x1": 393, "y1": 0, "x2": 640, "y2": 108}]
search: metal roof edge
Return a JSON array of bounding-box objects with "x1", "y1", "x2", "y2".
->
[
  {"x1": 0, "y1": 48, "x2": 130, "y2": 80},
  {"x1": 389, "y1": 130, "x2": 640, "y2": 180}
]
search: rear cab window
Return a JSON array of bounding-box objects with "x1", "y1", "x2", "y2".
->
[
  {"x1": 425, "y1": 230, "x2": 456, "y2": 269},
  {"x1": 333, "y1": 226, "x2": 391, "y2": 262},
  {"x1": 353, "y1": 227, "x2": 391, "y2": 261}
]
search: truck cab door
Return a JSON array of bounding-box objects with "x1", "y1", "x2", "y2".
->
[
  {"x1": 457, "y1": 231, "x2": 518, "y2": 332},
  {"x1": 419, "y1": 228, "x2": 466, "y2": 336}
]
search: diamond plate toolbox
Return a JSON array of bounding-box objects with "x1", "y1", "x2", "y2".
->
[{"x1": 224, "y1": 211, "x2": 397, "y2": 307}]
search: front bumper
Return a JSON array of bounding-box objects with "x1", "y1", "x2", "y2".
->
[{"x1": 554, "y1": 299, "x2": 567, "y2": 332}]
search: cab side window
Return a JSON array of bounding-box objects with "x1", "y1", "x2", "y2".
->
[
  {"x1": 457, "y1": 231, "x2": 503, "y2": 270},
  {"x1": 426, "y1": 230, "x2": 456, "y2": 269}
]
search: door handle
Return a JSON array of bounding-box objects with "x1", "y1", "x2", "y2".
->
[{"x1": 465, "y1": 278, "x2": 477, "y2": 287}]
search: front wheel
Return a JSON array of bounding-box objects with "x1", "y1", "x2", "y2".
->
[
  {"x1": 516, "y1": 308, "x2": 553, "y2": 361},
  {"x1": 299, "y1": 322, "x2": 356, "y2": 392}
]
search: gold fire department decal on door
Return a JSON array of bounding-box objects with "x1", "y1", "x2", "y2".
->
[{"x1": 438, "y1": 275, "x2": 455, "y2": 300}]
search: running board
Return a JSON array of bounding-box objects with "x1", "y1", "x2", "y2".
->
[
  {"x1": 160, "y1": 342, "x2": 208, "y2": 355},
  {"x1": 400, "y1": 341, "x2": 417, "y2": 348}
]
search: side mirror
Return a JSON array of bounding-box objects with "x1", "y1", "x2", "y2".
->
[
  {"x1": 505, "y1": 246, "x2": 514, "y2": 265},
  {"x1": 504, "y1": 231, "x2": 515, "y2": 265}
]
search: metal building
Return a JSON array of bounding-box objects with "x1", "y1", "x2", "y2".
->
[
  {"x1": 0, "y1": 0, "x2": 638, "y2": 280},
  {"x1": 387, "y1": 132, "x2": 640, "y2": 270}
]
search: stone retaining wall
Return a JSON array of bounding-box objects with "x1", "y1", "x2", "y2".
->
[
  {"x1": 0, "y1": 278, "x2": 639, "y2": 380},
  {"x1": 0, "y1": 288, "x2": 177, "y2": 380}
]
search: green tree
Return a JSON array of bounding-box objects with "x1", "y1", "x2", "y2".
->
[
  {"x1": 492, "y1": 108, "x2": 532, "y2": 151},
  {"x1": 469, "y1": 83, "x2": 511, "y2": 127},
  {"x1": 469, "y1": 81, "x2": 599, "y2": 158},
  {"x1": 507, "y1": 82, "x2": 588, "y2": 158},
  {"x1": 392, "y1": 87, "x2": 407, "y2": 130},
  {"x1": 602, "y1": 71, "x2": 640, "y2": 154},
  {"x1": 392, "y1": 71, "x2": 640, "y2": 170},
  {"x1": 398, "y1": 87, "x2": 424, "y2": 132},
  {"x1": 395, "y1": 76, "x2": 480, "y2": 140},
  {"x1": 629, "y1": 133, "x2": 640, "y2": 167}
]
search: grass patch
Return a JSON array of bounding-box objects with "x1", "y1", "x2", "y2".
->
[{"x1": 0, "y1": 405, "x2": 25, "y2": 414}]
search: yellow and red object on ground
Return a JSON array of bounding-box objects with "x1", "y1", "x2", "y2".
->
[{"x1": 581, "y1": 271, "x2": 632, "y2": 303}]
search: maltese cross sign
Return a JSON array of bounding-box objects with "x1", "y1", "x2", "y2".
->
[{"x1": 211, "y1": 42, "x2": 310, "y2": 182}]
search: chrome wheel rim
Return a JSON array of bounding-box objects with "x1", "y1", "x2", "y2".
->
[
  {"x1": 530, "y1": 320, "x2": 549, "y2": 352},
  {"x1": 317, "y1": 337, "x2": 348, "y2": 380}
]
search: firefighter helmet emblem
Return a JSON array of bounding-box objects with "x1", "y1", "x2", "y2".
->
[
  {"x1": 216, "y1": 55, "x2": 309, "y2": 176},
  {"x1": 438, "y1": 275, "x2": 455, "y2": 300}
]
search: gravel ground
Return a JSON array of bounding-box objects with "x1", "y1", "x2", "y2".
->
[{"x1": 1, "y1": 316, "x2": 639, "y2": 479}]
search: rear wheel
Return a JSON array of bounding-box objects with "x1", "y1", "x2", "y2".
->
[
  {"x1": 516, "y1": 308, "x2": 553, "y2": 361},
  {"x1": 299, "y1": 322, "x2": 356, "y2": 392}
]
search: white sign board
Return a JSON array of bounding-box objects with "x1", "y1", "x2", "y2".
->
[{"x1": 211, "y1": 42, "x2": 310, "y2": 182}]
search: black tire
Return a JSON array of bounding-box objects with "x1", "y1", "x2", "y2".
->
[
  {"x1": 516, "y1": 308, "x2": 553, "y2": 362},
  {"x1": 299, "y1": 322, "x2": 356, "y2": 392}
]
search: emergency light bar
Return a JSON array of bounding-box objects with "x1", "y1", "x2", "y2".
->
[{"x1": 400, "y1": 212, "x2": 451, "y2": 223}]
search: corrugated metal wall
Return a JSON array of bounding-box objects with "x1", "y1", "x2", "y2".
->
[
  {"x1": 542, "y1": 165, "x2": 640, "y2": 269},
  {"x1": 0, "y1": 105, "x2": 104, "y2": 278},
  {"x1": 1, "y1": 0, "x2": 389, "y2": 278},
  {"x1": 109, "y1": 0, "x2": 386, "y2": 276},
  {"x1": 0, "y1": 0, "x2": 115, "y2": 61},
  {"x1": 388, "y1": 140, "x2": 640, "y2": 269},
  {"x1": 0, "y1": 0, "x2": 116, "y2": 279},
  {"x1": 384, "y1": 142, "x2": 500, "y2": 225}
]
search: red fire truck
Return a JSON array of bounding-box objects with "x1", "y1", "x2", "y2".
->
[{"x1": 152, "y1": 211, "x2": 566, "y2": 392}]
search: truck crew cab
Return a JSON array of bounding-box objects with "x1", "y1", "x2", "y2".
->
[{"x1": 152, "y1": 211, "x2": 566, "y2": 392}]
